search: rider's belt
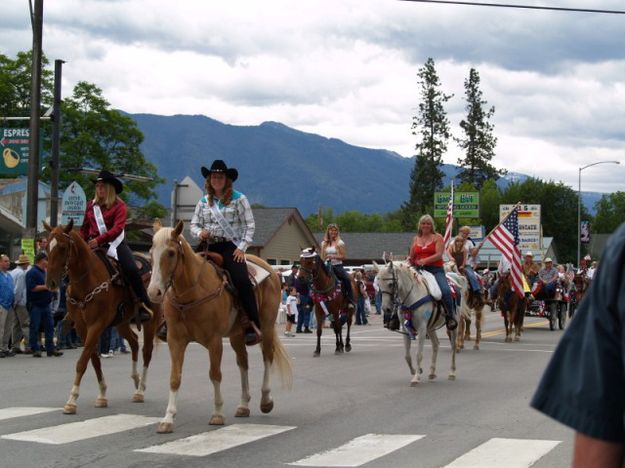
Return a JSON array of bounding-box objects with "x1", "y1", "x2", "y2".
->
[{"x1": 209, "y1": 236, "x2": 228, "y2": 244}]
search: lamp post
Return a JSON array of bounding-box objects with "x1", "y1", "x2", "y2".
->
[{"x1": 577, "y1": 160, "x2": 620, "y2": 266}]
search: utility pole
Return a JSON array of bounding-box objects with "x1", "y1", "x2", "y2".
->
[
  {"x1": 49, "y1": 58, "x2": 64, "y2": 226},
  {"x1": 26, "y1": 0, "x2": 44, "y2": 236}
]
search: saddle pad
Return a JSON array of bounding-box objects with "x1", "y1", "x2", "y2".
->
[
  {"x1": 421, "y1": 270, "x2": 442, "y2": 301},
  {"x1": 247, "y1": 260, "x2": 271, "y2": 286}
]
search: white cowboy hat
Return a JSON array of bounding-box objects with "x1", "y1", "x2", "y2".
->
[
  {"x1": 544, "y1": 257, "x2": 553, "y2": 263},
  {"x1": 524, "y1": 251, "x2": 534, "y2": 257}
]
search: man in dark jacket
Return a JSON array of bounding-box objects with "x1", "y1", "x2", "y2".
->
[{"x1": 26, "y1": 252, "x2": 62, "y2": 358}]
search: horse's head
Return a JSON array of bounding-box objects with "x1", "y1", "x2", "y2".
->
[
  {"x1": 147, "y1": 220, "x2": 185, "y2": 303},
  {"x1": 374, "y1": 261, "x2": 402, "y2": 317},
  {"x1": 297, "y1": 247, "x2": 322, "y2": 282},
  {"x1": 43, "y1": 219, "x2": 74, "y2": 290}
]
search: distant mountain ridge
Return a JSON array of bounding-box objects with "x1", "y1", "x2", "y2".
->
[{"x1": 131, "y1": 113, "x2": 603, "y2": 216}]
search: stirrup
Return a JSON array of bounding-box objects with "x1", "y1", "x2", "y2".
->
[
  {"x1": 446, "y1": 316, "x2": 458, "y2": 331},
  {"x1": 139, "y1": 302, "x2": 154, "y2": 321}
]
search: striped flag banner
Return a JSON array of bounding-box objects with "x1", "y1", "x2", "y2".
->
[
  {"x1": 443, "y1": 181, "x2": 454, "y2": 249},
  {"x1": 489, "y1": 206, "x2": 524, "y2": 298}
]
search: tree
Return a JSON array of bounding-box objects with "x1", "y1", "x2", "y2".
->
[
  {"x1": 0, "y1": 51, "x2": 53, "y2": 118},
  {"x1": 455, "y1": 68, "x2": 504, "y2": 189},
  {"x1": 401, "y1": 58, "x2": 453, "y2": 229},
  {"x1": 593, "y1": 192, "x2": 625, "y2": 233}
]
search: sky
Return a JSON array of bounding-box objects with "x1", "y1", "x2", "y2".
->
[{"x1": 2, "y1": 0, "x2": 625, "y2": 194}]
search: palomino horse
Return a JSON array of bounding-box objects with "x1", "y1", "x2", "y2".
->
[
  {"x1": 375, "y1": 261, "x2": 457, "y2": 386},
  {"x1": 446, "y1": 271, "x2": 486, "y2": 351},
  {"x1": 495, "y1": 272, "x2": 526, "y2": 342},
  {"x1": 44, "y1": 221, "x2": 160, "y2": 414},
  {"x1": 147, "y1": 222, "x2": 292, "y2": 432},
  {"x1": 297, "y1": 248, "x2": 356, "y2": 357}
]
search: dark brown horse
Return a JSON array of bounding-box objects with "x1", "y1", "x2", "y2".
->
[
  {"x1": 495, "y1": 273, "x2": 526, "y2": 342},
  {"x1": 298, "y1": 249, "x2": 356, "y2": 356},
  {"x1": 147, "y1": 222, "x2": 292, "y2": 432},
  {"x1": 44, "y1": 220, "x2": 161, "y2": 414},
  {"x1": 573, "y1": 270, "x2": 590, "y2": 306}
]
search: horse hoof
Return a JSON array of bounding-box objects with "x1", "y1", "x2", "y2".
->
[
  {"x1": 505, "y1": 337, "x2": 512, "y2": 343},
  {"x1": 132, "y1": 393, "x2": 145, "y2": 403},
  {"x1": 95, "y1": 398, "x2": 108, "y2": 408},
  {"x1": 209, "y1": 415, "x2": 225, "y2": 425},
  {"x1": 235, "y1": 406, "x2": 250, "y2": 417},
  {"x1": 63, "y1": 404, "x2": 77, "y2": 414},
  {"x1": 457, "y1": 347, "x2": 463, "y2": 353},
  {"x1": 448, "y1": 375, "x2": 456, "y2": 381},
  {"x1": 514, "y1": 336, "x2": 520, "y2": 342},
  {"x1": 260, "y1": 400, "x2": 274, "y2": 414},
  {"x1": 410, "y1": 380, "x2": 420, "y2": 386},
  {"x1": 313, "y1": 351, "x2": 320, "y2": 357},
  {"x1": 473, "y1": 344, "x2": 480, "y2": 350},
  {"x1": 428, "y1": 374, "x2": 437, "y2": 380},
  {"x1": 345, "y1": 344, "x2": 351, "y2": 352},
  {"x1": 157, "y1": 422, "x2": 174, "y2": 433}
]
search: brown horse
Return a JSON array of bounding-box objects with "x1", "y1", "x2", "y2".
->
[
  {"x1": 573, "y1": 271, "x2": 590, "y2": 307},
  {"x1": 297, "y1": 248, "x2": 356, "y2": 356},
  {"x1": 495, "y1": 273, "x2": 526, "y2": 342},
  {"x1": 43, "y1": 220, "x2": 160, "y2": 414},
  {"x1": 146, "y1": 221, "x2": 292, "y2": 433}
]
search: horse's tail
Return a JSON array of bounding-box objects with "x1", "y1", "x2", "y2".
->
[{"x1": 270, "y1": 328, "x2": 293, "y2": 390}]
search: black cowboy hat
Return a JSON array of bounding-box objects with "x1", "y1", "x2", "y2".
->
[
  {"x1": 92, "y1": 169, "x2": 123, "y2": 194},
  {"x1": 201, "y1": 160, "x2": 238, "y2": 182}
]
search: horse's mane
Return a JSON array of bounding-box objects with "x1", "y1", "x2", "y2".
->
[{"x1": 152, "y1": 227, "x2": 177, "y2": 247}]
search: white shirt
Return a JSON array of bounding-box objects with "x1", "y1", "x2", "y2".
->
[
  {"x1": 10, "y1": 266, "x2": 28, "y2": 306},
  {"x1": 286, "y1": 295, "x2": 298, "y2": 319}
]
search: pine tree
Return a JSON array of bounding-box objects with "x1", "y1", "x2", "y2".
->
[
  {"x1": 456, "y1": 68, "x2": 504, "y2": 189},
  {"x1": 402, "y1": 58, "x2": 452, "y2": 229}
]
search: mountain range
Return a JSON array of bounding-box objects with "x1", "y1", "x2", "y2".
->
[{"x1": 132, "y1": 113, "x2": 603, "y2": 216}]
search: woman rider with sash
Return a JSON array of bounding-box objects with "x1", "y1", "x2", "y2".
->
[
  {"x1": 190, "y1": 160, "x2": 260, "y2": 345},
  {"x1": 408, "y1": 214, "x2": 457, "y2": 330},
  {"x1": 79, "y1": 170, "x2": 153, "y2": 322}
]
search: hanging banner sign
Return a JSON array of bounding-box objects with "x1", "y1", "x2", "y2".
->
[
  {"x1": 0, "y1": 128, "x2": 30, "y2": 176},
  {"x1": 580, "y1": 221, "x2": 590, "y2": 244},
  {"x1": 61, "y1": 181, "x2": 87, "y2": 226},
  {"x1": 434, "y1": 192, "x2": 480, "y2": 218}
]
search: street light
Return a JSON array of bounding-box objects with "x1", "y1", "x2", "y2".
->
[{"x1": 577, "y1": 160, "x2": 620, "y2": 266}]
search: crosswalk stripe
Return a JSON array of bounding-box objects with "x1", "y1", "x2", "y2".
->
[
  {"x1": 1, "y1": 414, "x2": 160, "y2": 444},
  {"x1": 289, "y1": 434, "x2": 424, "y2": 467},
  {"x1": 442, "y1": 437, "x2": 561, "y2": 468},
  {"x1": 0, "y1": 407, "x2": 59, "y2": 421},
  {"x1": 135, "y1": 423, "x2": 296, "y2": 457}
]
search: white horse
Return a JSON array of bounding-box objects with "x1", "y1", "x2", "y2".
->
[{"x1": 375, "y1": 261, "x2": 458, "y2": 386}]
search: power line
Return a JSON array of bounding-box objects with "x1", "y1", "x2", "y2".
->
[{"x1": 398, "y1": 0, "x2": 625, "y2": 15}]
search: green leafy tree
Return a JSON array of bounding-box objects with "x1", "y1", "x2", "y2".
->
[
  {"x1": 402, "y1": 58, "x2": 452, "y2": 229},
  {"x1": 455, "y1": 68, "x2": 504, "y2": 189},
  {"x1": 593, "y1": 192, "x2": 625, "y2": 233},
  {"x1": 479, "y1": 179, "x2": 502, "y2": 232},
  {"x1": 0, "y1": 51, "x2": 53, "y2": 118}
]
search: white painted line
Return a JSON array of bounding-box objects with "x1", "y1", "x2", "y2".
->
[
  {"x1": 443, "y1": 437, "x2": 561, "y2": 468},
  {"x1": 136, "y1": 423, "x2": 296, "y2": 457},
  {"x1": 0, "y1": 407, "x2": 59, "y2": 421},
  {"x1": 289, "y1": 433, "x2": 424, "y2": 467},
  {"x1": 2, "y1": 414, "x2": 160, "y2": 444}
]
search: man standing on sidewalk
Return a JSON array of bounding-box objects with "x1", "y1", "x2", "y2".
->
[
  {"x1": 26, "y1": 252, "x2": 63, "y2": 358},
  {"x1": 10, "y1": 254, "x2": 31, "y2": 354},
  {"x1": 0, "y1": 254, "x2": 15, "y2": 358}
]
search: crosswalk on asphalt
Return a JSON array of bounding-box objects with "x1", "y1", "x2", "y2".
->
[{"x1": 0, "y1": 407, "x2": 561, "y2": 467}]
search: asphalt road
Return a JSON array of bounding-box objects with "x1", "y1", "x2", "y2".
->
[{"x1": 0, "y1": 311, "x2": 573, "y2": 468}]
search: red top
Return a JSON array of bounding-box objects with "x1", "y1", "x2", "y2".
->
[
  {"x1": 79, "y1": 199, "x2": 127, "y2": 245},
  {"x1": 409, "y1": 240, "x2": 443, "y2": 267}
]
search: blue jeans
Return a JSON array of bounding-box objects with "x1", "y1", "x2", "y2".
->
[
  {"x1": 296, "y1": 295, "x2": 312, "y2": 331},
  {"x1": 423, "y1": 266, "x2": 455, "y2": 318},
  {"x1": 375, "y1": 291, "x2": 382, "y2": 314},
  {"x1": 465, "y1": 266, "x2": 481, "y2": 293},
  {"x1": 29, "y1": 303, "x2": 54, "y2": 353},
  {"x1": 356, "y1": 294, "x2": 368, "y2": 324},
  {"x1": 99, "y1": 326, "x2": 112, "y2": 354}
]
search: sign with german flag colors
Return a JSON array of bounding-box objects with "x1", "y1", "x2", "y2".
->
[{"x1": 499, "y1": 204, "x2": 541, "y2": 252}]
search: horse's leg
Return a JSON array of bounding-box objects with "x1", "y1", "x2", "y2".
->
[
  {"x1": 448, "y1": 327, "x2": 457, "y2": 381},
  {"x1": 63, "y1": 319, "x2": 97, "y2": 414},
  {"x1": 314, "y1": 308, "x2": 322, "y2": 357},
  {"x1": 404, "y1": 335, "x2": 416, "y2": 377},
  {"x1": 504, "y1": 312, "x2": 512, "y2": 342},
  {"x1": 135, "y1": 311, "x2": 158, "y2": 403},
  {"x1": 465, "y1": 317, "x2": 472, "y2": 340},
  {"x1": 474, "y1": 309, "x2": 482, "y2": 350},
  {"x1": 456, "y1": 316, "x2": 465, "y2": 351},
  {"x1": 344, "y1": 307, "x2": 352, "y2": 353},
  {"x1": 259, "y1": 322, "x2": 280, "y2": 414},
  {"x1": 428, "y1": 327, "x2": 440, "y2": 380},
  {"x1": 157, "y1": 334, "x2": 189, "y2": 433},
  {"x1": 207, "y1": 335, "x2": 226, "y2": 425},
  {"x1": 411, "y1": 326, "x2": 426, "y2": 386},
  {"x1": 230, "y1": 334, "x2": 251, "y2": 417},
  {"x1": 334, "y1": 314, "x2": 343, "y2": 354},
  {"x1": 117, "y1": 323, "x2": 142, "y2": 400}
]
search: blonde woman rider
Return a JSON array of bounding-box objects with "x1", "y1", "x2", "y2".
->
[{"x1": 320, "y1": 224, "x2": 355, "y2": 309}]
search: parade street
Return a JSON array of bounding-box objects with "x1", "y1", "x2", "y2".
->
[{"x1": 0, "y1": 312, "x2": 573, "y2": 468}]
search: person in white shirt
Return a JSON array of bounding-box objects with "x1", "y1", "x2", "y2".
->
[{"x1": 284, "y1": 287, "x2": 298, "y2": 337}]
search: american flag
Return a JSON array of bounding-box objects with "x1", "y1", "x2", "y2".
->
[
  {"x1": 489, "y1": 206, "x2": 524, "y2": 298},
  {"x1": 442, "y1": 182, "x2": 454, "y2": 249}
]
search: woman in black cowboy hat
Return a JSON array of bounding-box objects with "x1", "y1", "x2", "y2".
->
[
  {"x1": 190, "y1": 160, "x2": 260, "y2": 344},
  {"x1": 79, "y1": 170, "x2": 153, "y2": 321}
]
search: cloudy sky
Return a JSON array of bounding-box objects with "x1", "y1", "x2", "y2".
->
[{"x1": 2, "y1": 0, "x2": 625, "y2": 193}]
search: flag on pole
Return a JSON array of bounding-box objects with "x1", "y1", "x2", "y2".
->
[
  {"x1": 443, "y1": 181, "x2": 454, "y2": 249},
  {"x1": 489, "y1": 206, "x2": 524, "y2": 298}
]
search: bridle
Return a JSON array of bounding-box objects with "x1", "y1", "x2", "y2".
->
[{"x1": 299, "y1": 254, "x2": 337, "y2": 295}]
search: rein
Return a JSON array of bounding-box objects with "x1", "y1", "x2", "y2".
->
[
  {"x1": 162, "y1": 238, "x2": 227, "y2": 313},
  {"x1": 381, "y1": 265, "x2": 431, "y2": 312},
  {"x1": 300, "y1": 257, "x2": 336, "y2": 296}
]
